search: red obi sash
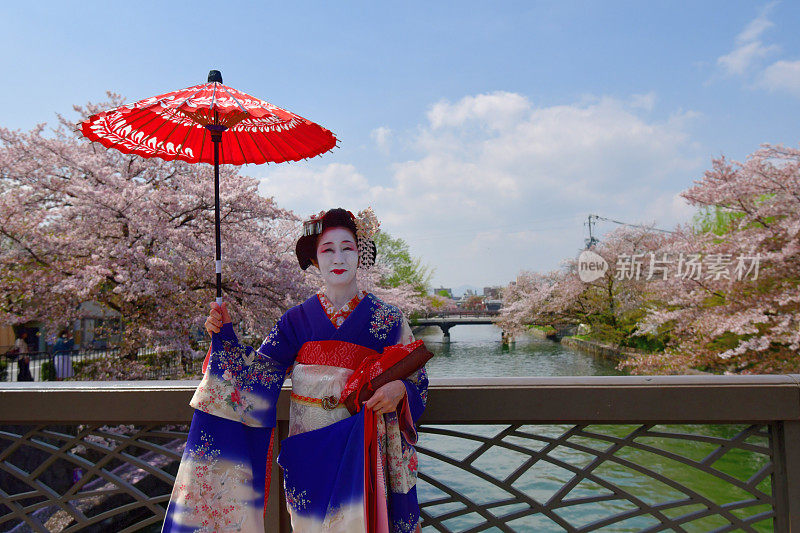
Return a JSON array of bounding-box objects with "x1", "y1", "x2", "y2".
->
[
  {"x1": 295, "y1": 340, "x2": 377, "y2": 370},
  {"x1": 339, "y1": 340, "x2": 428, "y2": 414}
]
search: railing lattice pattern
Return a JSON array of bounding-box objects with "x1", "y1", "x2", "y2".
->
[
  {"x1": 0, "y1": 424, "x2": 187, "y2": 532},
  {"x1": 0, "y1": 422, "x2": 779, "y2": 532},
  {"x1": 416, "y1": 424, "x2": 775, "y2": 532}
]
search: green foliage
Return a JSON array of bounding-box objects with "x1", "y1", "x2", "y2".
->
[
  {"x1": 583, "y1": 305, "x2": 669, "y2": 352},
  {"x1": 691, "y1": 205, "x2": 744, "y2": 236},
  {"x1": 71, "y1": 359, "x2": 91, "y2": 375},
  {"x1": 425, "y1": 294, "x2": 450, "y2": 311},
  {"x1": 40, "y1": 360, "x2": 56, "y2": 381},
  {"x1": 436, "y1": 289, "x2": 450, "y2": 298},
  {"x1": 704, "y1": 330, "x2": 752, "y2": 353},
  {"x1": 691, "y1": 194, "x2": 778, "y2": 238},
  {"x1": 0, "y1": 359, "x2": 7, "y2": 381},
  {"x1": 587, "y1": 322, "x2": 626, "y2": 345},
  {"x1": 621, "y1": 334, "x2": 667, "y2": 352},
  {"x1": 375, "y1": 232, "x2": 433, "y2": 295}
]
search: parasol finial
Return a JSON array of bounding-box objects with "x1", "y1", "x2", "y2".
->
[{"x1": 208, "y1": 70, "x2": 223, "y2": 84}]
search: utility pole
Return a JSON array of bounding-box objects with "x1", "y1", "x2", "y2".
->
[{"x1": 584, "y1": 214, "x2": 599, "y2": 249}]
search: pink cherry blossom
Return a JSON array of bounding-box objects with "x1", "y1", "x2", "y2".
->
[
  {"x1": 0, "y1": 94, "x2": 308, "y2": 358},
  {"x1": 0, "y1": 95, "x2": 425, "y2": 372},
  {"x1": 500, "y1": 144, "x2": 800, "y2": 374}
]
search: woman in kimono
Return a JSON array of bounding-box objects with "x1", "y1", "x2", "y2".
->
[{"x1": 162, "y1": 208, "x2": 429, "y2": 533}]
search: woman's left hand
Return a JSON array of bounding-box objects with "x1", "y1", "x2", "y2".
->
[{"x1": 364, "y1": 380, "x2": 406, "y2": 415}]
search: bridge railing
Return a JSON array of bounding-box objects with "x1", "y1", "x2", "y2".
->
[
  {"x1": 421, "y1": 310, "x2": 500, "y2": 318},
  {"x1": 1, "y1": 375, "x2": 799, "y2": 532}
]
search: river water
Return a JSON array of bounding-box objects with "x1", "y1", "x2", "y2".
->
[
  {"x1": 416, "y1": 324, "x2": 621, "y2": 378},
  {"x1": 413, "y1": 325, "x2": 773, "y2": 532}
]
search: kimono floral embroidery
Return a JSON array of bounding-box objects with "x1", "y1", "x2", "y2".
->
[
  {"x1": 176, "y1": 432, "x2": 248, "y2": 533},
  {"x1": 218, "y1": 341, "x2": 283, "y2": 389},
  {"x1": 193, "y1": 381, "x2": 240, "y2": 416},
  {"x1": 210, "y1": 341, "x2": 283, "y2": 417},
  {"x1": 406, "y1": 367, "x2": 429, "y2": 407},
  {"x1": 405, "y1": 446, "x2": 418, "y2": 479},
  {"x1": 322, "y1": 505, "x2": 345, "y2": 529},
  {"x1": 261, "y1": 323, "x2": 281, "y2": 347},
  {"x1": 385, "y1": 416, "x2": 418, "y2": 494},
  {"x1": 285, "y1": 486, "x2": 310, "y2": 511},
  {"x1": 367, "y1": 294, "x2": 402, "y2": 340},
  {"x1": 317, "y1": 290, "x2": 367, "y2": 328},
  {"x1": 192, "y1": 337, "x2": 289, "y2": 425},
  {"x1": 392, "y1": 513, "x2": 421, "y2": 533}
]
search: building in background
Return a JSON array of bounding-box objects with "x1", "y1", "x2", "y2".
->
[{"x1": 1, "y1": 323, "x2": 46, "y2": 354}]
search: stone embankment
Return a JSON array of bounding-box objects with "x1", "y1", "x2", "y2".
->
[
  {"x1": 557, "y1": 333, "x2": 708, "y2": 375},
  {"x1": 527, "y1": 327, "x2": 556, "y2": 341},
  {"x1": 560, "y1": 336, "x2": 633, "y2": 363},
  {"x1": 527, "y1": 324, "x2": 646, "y2": 363}
]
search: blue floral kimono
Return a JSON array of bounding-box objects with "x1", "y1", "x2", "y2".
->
[{"x1": 162, "y1": 292, "x2": 429, "y2": 532}]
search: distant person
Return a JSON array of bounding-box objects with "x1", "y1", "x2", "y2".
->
[
  {"x1": 52, "y1": 329, "x2": 75, "y2": 380},
  {"x1": 13, "y1": 331, "x2": 29, "y2": 357},
  {"x1": 17, "y1": 354, "x2": 33, "y2": 381}
]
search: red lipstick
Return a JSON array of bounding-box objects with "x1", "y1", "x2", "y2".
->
[{"x1": 332, "y1": 269, "x2": 346, "y2": 275}]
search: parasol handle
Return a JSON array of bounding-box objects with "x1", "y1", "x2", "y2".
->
[
  {"x1": 212, "y1": 129, "x2": 223, "y2": 304},
  {"x1": 208, "y1": 114, "x2": 228, "y2": 305}
]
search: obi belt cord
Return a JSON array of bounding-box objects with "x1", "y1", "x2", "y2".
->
[{"x1": 162, "y1": 293, "x2": 430, "y2": 533}]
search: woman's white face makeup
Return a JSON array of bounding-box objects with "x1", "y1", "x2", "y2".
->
[{"x1": 316, "y1": 227, "x2": 358, "y2": 288}]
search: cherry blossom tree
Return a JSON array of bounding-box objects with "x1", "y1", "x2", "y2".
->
[
  {"x1": 625, "y1": 145, "x2": 800, "y2": 374},
  {"x1": 499, "y1": 226, "x2": 667, "y2": 344},
  {"x1": 424, "y1": 293, "x2": 455, "y2": 314},
  {"x1": 498, "y1": 268, "x2": 587, "y2": 334},
  {"x1": 362, "y1": 265, "x2": 428, "y2": 315},
  {"x1": 0, "y1": 95, "x2": 308, "y2": 357}
]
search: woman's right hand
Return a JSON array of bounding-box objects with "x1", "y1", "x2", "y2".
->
[{"x1": 205, "y1": 302, "x2": 232, "y2": 336}]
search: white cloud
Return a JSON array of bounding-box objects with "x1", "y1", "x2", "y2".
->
[
  {"x1": 759, "y1": 59, "x2": 800, "y2": 96},
  {"x1": 257, "y1": 162, "x2": 374, "y2": 216},
  {"x1": 719, "y1": 41, "x2": 778, "y2": 76},
  {"x1": 717, "y1": 3, "x2": 778, "y2": 76},
  {"x1": 427, "y1": 91, "x2": 530, "y2": 130},
  {"x1": 715, "y1": 3, "x2": 800, "y2": 100},
  {"x1": 256, "y1": 92, "x2": 702, "y2": 286},
  {"x1": 630, "y1": 92, "x2": 657, "y2": 111},
  {"x1": 370, "y1": 126, "x2": 392, "y2": 153}
]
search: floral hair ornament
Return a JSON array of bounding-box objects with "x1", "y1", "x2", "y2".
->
[{"x1": 354, "y1": 207, "x2": 380, "y2": 269}]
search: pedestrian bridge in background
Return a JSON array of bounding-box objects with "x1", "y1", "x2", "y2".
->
[
  {"x1": 1, "y1": 375, "x2": 799, "y2": 532},
  {"x1": 416, "y1": 311, "x2": 499, "y2": 338},
  {"x1": 415, "y1": 311, "x2": 579, "y2": 340}
]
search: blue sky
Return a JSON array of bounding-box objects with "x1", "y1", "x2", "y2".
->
[{"x1": 4, "y1": 1, "x2": 800, "y2": 287}]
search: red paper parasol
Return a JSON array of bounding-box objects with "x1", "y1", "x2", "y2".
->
[{"x1": 79, "y1": 70, "x2": 337, "y2": 303}]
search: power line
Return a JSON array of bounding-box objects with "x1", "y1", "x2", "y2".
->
[{"x1": 585, "y1": 213, "x2": 677, "y2": 249}]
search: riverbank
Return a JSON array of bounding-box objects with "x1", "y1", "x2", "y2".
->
[
  {"x1": 528, "y1": 327, "x2": 636, "y2": 364},
  {"x1": 527, "y1": 324, "x2": 556, "y2": 339},
  {"x1": 560, "y1": 335, "x2": 633, "y2": 364},
  {"x1": 555, "y1": 333, "x2": 709, "y2": 375}
]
